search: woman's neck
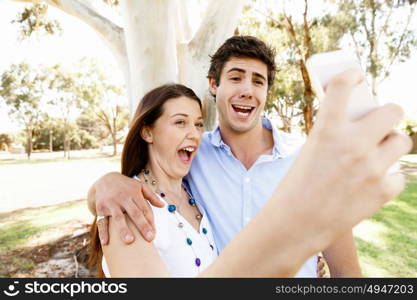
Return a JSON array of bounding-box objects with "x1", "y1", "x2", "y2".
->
[{"x1": 144, "y1": 162, "x2": 183, "y2": 197}]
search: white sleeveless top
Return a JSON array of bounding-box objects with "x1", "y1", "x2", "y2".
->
[{"x1": 102, "y1": 194, "x2": 218, "y2": 277}]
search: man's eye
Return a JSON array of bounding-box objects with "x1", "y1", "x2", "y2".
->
[
  {"x1": 254, "y1": 80, "x2": 264, "y2": 85},
  {"x1": 230, "y1": 77, "x2": 240, "y2": 81}
]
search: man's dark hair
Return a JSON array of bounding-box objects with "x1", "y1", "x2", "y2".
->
[{"x1": 207, "y1": 36, "x2": 277, "y2": 89}]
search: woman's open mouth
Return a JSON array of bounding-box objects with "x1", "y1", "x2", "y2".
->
[
  {"x1": 178, "y1": 146, "x2": 197, "y2": 164},
  {"x1": 231, "y1": 104, "x2": 255, "y2": 119}
]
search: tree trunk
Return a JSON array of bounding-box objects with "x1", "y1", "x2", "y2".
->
[
  {"x1": 120, "y1": 0, "x2": 178, "y2": 115},
  {"x1": 26, "y1": 128, "x2": 32, "y2": 159},
  {"x1": 112, "y1": 132, "x2": 117, "y2": 156},
  {"x1": 63, "y1": 130, "x2": 67, "y2": 158},
  {"x1": 302, "y1": 99, "x2": 313, "y2": 135},
  {"x1": 299, "y1": 61, "x2": 314, "y2": 135},
  {"x1": 63, "y1": 124, "x2": 70, "y2": 159},
  {"x1": 49, "y1": 130, "x2": 53, "y2": 152}
]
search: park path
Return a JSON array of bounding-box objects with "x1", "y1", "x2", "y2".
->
[{"x1": 0, "y1": 156, "x2": 119, "y2": 213}]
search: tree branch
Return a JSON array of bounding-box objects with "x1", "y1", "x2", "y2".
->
[
  {"x1": 379, "y1": 4, "x2": 416, "y2": 84},
  {"x1": 11, "y1": 0, "x2": 127, "y2": 70},
  {"x1": 376, "y1": 4, "x2": 393, "y2": 44},
  {"x1": 303, "y1": 0, "x2": 312, "y2": 60}
]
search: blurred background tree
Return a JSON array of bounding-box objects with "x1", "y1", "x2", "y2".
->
[
  {"x1": 0, "y1": 58, "x2": 128, "y2": 158},
  {"x1": 76, "y1": 58, "x2": 129, "y2": 156},
  {"x1": 0, "y1": 133, "x2": 14, "y2": 151},
  {"x1": 333, "y1": 0, "x2": 417, "y2": 99},
  {"x1": 0, "y1": 62, "x2": 47, "y2": 158}
]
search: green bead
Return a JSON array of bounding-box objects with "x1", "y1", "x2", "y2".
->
[
  {"x1": 186, "y1": 238, "x2": 192, "y2": 245},
  {"x1": 202, "y1": 228, "x2": 208, "y2": 234}
]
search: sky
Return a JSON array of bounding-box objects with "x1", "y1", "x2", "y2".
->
[{"x1": 0, "y1": 1, "x2": 416, "y2": 133}]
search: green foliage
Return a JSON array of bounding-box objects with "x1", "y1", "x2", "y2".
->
[
  {"x1": 355, "y1": 181, "x2": 417, "y2": 276},
  {"x1": 0, "y1": 133, "x2": 13, "y2": 150},
  {"x1": 401, "y1": 118, "x2": 417, "y2": 136},
  {"x1": 75, "y1": 58, "x2": 129, "y2": 154},
  {"x1": 12, "y1": 2, "x2": 62, "y2": 39},
  {"x1": 0, "y1": 62, "x2": 48, "y2": 157},
  {"x1": 0, "y1": 62, "x2": 45, "y2": 127},
  {"x1": 76, "y1": 113, "x2": 109, "y2": 143},
  {"x1": 0, "y1": 58, "x2": 127, "y2": 155},
  {"x1": 32, "y1": 117, "x2": 99, "y2": 151}
]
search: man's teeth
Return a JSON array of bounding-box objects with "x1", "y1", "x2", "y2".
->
[
  {"x1": 233, "y1": 105, "x2": 253, "y2": 110},
  {"x1": 183, "y1": 147, "x2": 195, "y2": 152}
]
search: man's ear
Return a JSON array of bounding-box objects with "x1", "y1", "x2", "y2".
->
[
  {"x1": 140, "y1": 126, "x2": 153, "y2": 143},
  {"x1": 208, "y1": 77, "x2": 217, "y2": 97}
]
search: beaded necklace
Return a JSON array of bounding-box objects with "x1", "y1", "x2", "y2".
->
[{"x1": 137, "y1": 169, "x2": 215, "y2": 271}]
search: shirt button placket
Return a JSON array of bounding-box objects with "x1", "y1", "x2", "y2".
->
[{"x1": 242, "y1": 175, "x2": 252, "y2": 227}]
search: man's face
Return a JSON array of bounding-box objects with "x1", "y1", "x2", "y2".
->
[{"x1": 209, "y1": 57, "x2": 268, "y2": 134}]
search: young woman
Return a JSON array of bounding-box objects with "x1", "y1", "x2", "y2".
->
[{"x1": 89, "y1": 84, "x2": 216, "y2": 277}]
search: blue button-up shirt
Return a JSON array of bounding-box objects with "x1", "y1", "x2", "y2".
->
[{"x1": 186, "y1": 118, "x2": 318, "y2": 277}]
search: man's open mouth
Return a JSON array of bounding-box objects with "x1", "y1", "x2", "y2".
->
[{"x1": 231, "y1": 104, "x2": 255, "y2": 118}]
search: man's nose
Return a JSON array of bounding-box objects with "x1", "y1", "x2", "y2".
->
[{"x1": 239, "y1": 79, "x2": 253, "y2": 99}]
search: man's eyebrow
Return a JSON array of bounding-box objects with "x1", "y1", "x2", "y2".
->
[
  {"x1": 227, "y1": 67, "x2": 246, "y2": 74},
  {"x1": 227, "y1": 68, "x2": 267, "y2": 81},
  {"x1": 253, "y1": 72, "x2": 267, "y2": 82}
]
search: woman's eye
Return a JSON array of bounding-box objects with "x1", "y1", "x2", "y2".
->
[
  {"x1": 230, "y1": 77, "x2": 240, "y2": 81},
  {"x1": 175, "y1": 120, "x2": 186, "y2": 125},
  {"x1": 254, "y1": 80, "x2": 264, "y2": 85},
  {"x1": 196, "y1": 122, "x2": 204, "y2": 129}
]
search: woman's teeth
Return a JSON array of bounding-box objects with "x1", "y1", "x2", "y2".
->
[{"x1": 178, "y1": 147, "x2": 195, "y2": 163}]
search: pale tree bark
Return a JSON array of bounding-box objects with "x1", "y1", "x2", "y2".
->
[{"x1": 120, "y1": 0, "x2": 179, "y2": 114}]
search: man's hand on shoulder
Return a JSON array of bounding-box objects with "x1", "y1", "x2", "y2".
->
[{"x1": 89, "y1": 172, "x2": 164, "y2": 245}]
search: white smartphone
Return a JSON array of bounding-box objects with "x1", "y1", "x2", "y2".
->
[
  {"x1": 306, "y1": 50, "x2": 399, "y2": 173},
  {"x1": 306, "y1": 50, "x2": 377, "y2": 121}
]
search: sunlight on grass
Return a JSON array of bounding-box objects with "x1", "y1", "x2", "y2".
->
[
  {"x1": 400, "y1": 154, "x2": 417, "y2": 164},
  {"x1": 354, "y1": 182, "x2": 417, "y2": 277},
  {"x1": 353, "y1": 221, "x2": 388, "y2": 248},
  {"x1": 0, "y1": 200, "x2": 93, "y2": 252}
]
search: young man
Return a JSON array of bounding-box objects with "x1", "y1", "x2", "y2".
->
[{"x1": 88, "y1": 36, "x2": 409, "y2": 277}]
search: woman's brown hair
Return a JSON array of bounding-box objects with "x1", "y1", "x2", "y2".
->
[{"x1": 88, "y1": 83, "x2": 202, "y2": 277}]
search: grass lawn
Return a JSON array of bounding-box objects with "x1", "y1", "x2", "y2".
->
[
  {"x1": 353, "y1": 155, "x2": 417, "y2": 277},
  {"x1": 0, "y1": 199, "x2": 93, "y2": 276},
  {"x1": 0, "y1": 154, "x2": 120, "y2": 212}
]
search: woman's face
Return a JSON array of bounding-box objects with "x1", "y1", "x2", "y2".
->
[{"x1": 145, "y1": 96, "x2": 204, "y2": 179}]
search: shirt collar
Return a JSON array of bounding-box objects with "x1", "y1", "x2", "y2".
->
[{"x1": 207, "y1": 118, "x2": 294, "y2": 158}]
